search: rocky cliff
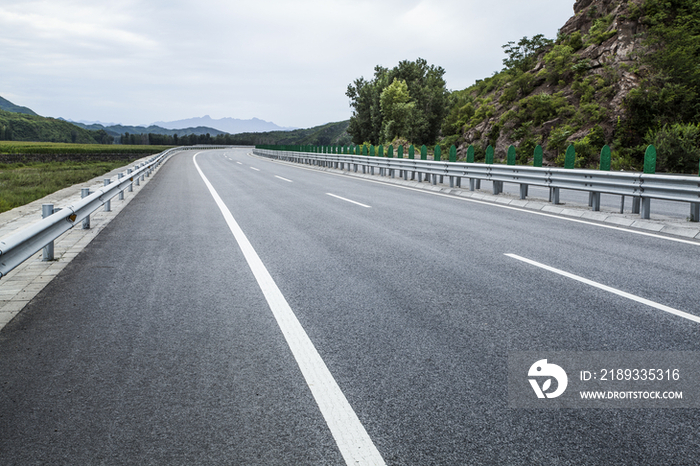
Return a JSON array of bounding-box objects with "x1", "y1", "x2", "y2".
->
[{"x1": 446, "y1": 0, "x2": 650, "y2": 168}]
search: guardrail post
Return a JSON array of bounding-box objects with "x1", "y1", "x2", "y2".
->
[
  {"x1": 640, "y1": 198, "x2": 651, "y2": 219},
  {"x1": 81, "y1": 188, "x2": 91, "y2": 229},
  {"x1": 691, "y1": 203, "x2": 700, "y2": 222},
  {"x1": 127, "y1": 169, "x2": 134, "y2": 192},
  {"x1": 520, "y1": 183, "x2": 528, "y2": 199},
  {"x1": 632, "y1": 197, "x2": 641, "y2": 214},
  {"x1": 118, "y1": 173, "x2": 124, "y2": 200},
  {"x1": 466, "y1": 145, "x2": 476, "y2": 189},
  {"x1": 42, "y1": 204, "x2": 54, "y2": 261},
  {"x1": 493, "y1": 181, "x2": 503, "y2": 195},
  {"x1": 590, "y1": 192, "x2": 601, "y2": 211},
  {"x1": 104, "y1": 179, "x2": 111, "y2": 212},
  {"x1": 549, "y1": 187, "x2": 560, "y2": 205}
]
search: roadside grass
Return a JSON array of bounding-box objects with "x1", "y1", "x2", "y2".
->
[
  {"x1": 0, "y1": 141, "x2": 173, "y2": 155},
  {"x1": 0, "y1": 159, "x2": 140, "y2": 213}
]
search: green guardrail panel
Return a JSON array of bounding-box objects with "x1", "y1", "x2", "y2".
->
[
  {"x1": 378, "y1": 145, "x2": 384, "y2": 157},
  {"x1": 434, "y1": 145, "x2": 441, "y2": 161},
  {"x1": 421, "y1": 145, "x2": 427, "y2": 160},
  {"x1": 408, "y1": 145, "x2": 415, "y2": 159},
  {"x1": 599, "y1": 145, "x2": 611, "y2": 171},
  {"x1": 398, "y1": 145, "x2": 404, "y2": 159},
  {"x1": 449, "y1": 145, "x2": 457, "y2": 162},
  {"x1": 387, "y1": 145, "x2": 394, "y2": 158},
  {"x1": 466, "y1": 145, "x2": 475, "y2": 163},
  {"x1": 564, "y1": 144, "x2": 576, "y2": 169},
  {"x1": 507, "y1": 145, "x2": 516, "y2": 165},
  {"x1": 644, "y1": 145, "x2": 657, "y2": 174},
  {"x1": 485, "y1": 145, "x2": 494, "y2": 164},
  {"x1": 533, "y1": 145, "x2": 543, "y2": 167}
]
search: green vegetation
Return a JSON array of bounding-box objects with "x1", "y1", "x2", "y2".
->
[
  {"x1": 616, "y1": 0, "x2": 700, "y2": 171},
  {"x1": 0, "y1": 96, "x2": 37, "y2": 115},
  {"x1": 0, "y1": 141, "x2": 173, "y2": 156},
  {"x1": 0, "y1": 159, "x2": 140, "y2": 213},
  {"x1": 435, "y1": 0, "x2": 700, "y2": 173},
  {"x1": 226, "y1": 120, "x2": 351, "y2": 146},
  {"x1": 346, "y1": 58, "x2": 449, "y2": 145},
  {"x1": 0, "y1": 109, "x2": 112, "y2": 144}
]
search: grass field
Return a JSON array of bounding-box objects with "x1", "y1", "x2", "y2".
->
[
  {"x1": 0, "y1": 142, "x2": 174, "y2": 214},
  {"x1": 0, "y1": 141, "x2": 174, "y2": 155},
  {"x1": 0, "y1": 159, "x2": 142, "y2": 214}
]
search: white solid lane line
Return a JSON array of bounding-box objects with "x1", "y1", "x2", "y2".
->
[
  {"x1": 193, "y1": 153, "x2": 386, "y2": 466},
  {"x1": 275, "y1": 175, "x2": 293, "y2": 182},
  {"x1": 250, "y1": 167, "x2": 260, "y2": 171},
  {"x1": 326, "y1": 193, "x2": 371, "y2": 208},
  {"x1": 505, "y1": 253, "x2": 700, "y2": 324}
]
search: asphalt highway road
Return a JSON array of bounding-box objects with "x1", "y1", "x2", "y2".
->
[{"x1": 1, "y1": 148, "x2": 699, "y2": 465}]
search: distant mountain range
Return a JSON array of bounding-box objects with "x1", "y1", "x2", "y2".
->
[
  {"x1": 69, "y1": 121, "x2": 230, "y2": 138},
  {"x1": 1, "y1": 94, "x2": 297, "y2": 138},
  {"x1": 0, "y1": 94, "x2": 341, "y2": 146},
  {"x1": 152, "y1": 115, "x2": 297, "y2": 134}
]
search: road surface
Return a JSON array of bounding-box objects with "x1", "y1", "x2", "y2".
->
[{"x1": 1, "y1": 147, "x2": 699, "y2": 465}]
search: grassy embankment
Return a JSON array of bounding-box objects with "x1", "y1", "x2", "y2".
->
[{"x1": 0, "y1": 142, "x2": 174, "y2": 214}]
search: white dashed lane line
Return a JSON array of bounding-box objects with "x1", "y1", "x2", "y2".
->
[
  {"x1": 505, "y1": 253, "x2": 700, "y2": 324},
  {"x1": 326, "y1": 193, "x2": 371, "y2": 208}
]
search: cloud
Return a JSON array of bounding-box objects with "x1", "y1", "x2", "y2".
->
[{"x1": 0, "y1": 0, "x2": 575, "y2": 127}]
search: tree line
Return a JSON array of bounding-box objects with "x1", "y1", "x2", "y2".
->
[{"x1": 117, "y1": 132, "x2": 257, "y2": 146}]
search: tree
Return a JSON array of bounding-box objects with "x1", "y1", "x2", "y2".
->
[
  {"x1": 502, "y1": 34, "x2": 553, "y2": 72},
  {"x1": 380, "y1": 78, "x2": 415, "y2": 141},
  {"x1": 347, "y1": 58, "x2": 448, "y2": 145}
]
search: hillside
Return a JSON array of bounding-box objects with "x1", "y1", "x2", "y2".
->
[
  {"x1": 441, "y1": 0, "x2": 700, "y2": 173},
  {"x1": 71, "y1": 121, "x2": 228, "y2": 138},
  {"x1": 225, "y1": 120, "x2": 351, "y2": 146},
  {"x1": 0, "y1": 96, "x2": 38, "y2": 116},
  {"x1": 0, "y1": 109, "x2": 107, "y2": 144}
]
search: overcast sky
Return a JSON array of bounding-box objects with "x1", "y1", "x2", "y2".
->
[{"x1": 0, "y1": 0, "x2": 575, "y2": 129}]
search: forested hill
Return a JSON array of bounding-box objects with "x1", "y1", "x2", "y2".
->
[
  {"x1": 226, "y1": 120, "x2": 351, "y2": 146},
  {"x1": 439, "y1": 0, "x2": 700, "y2": 173},
  {"x1": 0, "y1": 96, "x2": 38, "y2": 116}
]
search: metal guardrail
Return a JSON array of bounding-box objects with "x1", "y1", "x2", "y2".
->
[
  {"x1": 254, "y1": 149, "x2": 700, "y2": 222},
  {"x1": 0, "y1": 145, "x2": 228, "y2": 279}
]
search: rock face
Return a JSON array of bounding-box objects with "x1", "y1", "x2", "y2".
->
[{"x1": 459, "y1": 0, "x2": 649, "y2": 166}]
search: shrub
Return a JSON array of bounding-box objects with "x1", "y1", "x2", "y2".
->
[{"x1": 645, "y1": 123, "x2": 700, "y2": 174}]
